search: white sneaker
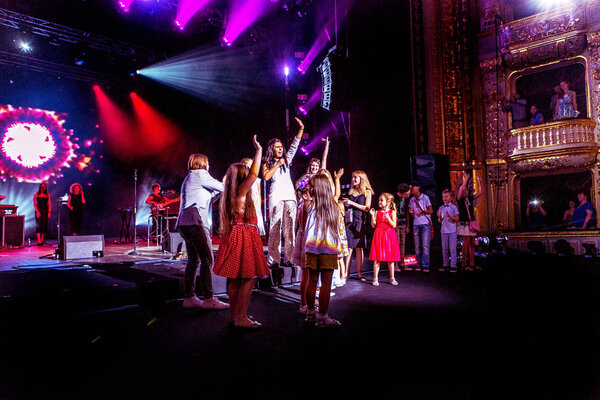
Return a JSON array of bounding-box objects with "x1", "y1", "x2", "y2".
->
[
  {"x1": 202, "y1": 297, "x2": 230, "y2": 310},
  {"x1": 182, "y1": 296, "x2": 204, "y2": 309}
]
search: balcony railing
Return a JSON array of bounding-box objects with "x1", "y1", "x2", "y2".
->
[{"x1": 509, "y1": 118, "x2": 598, "y2": 158}]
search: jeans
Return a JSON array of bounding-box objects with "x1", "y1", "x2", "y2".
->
[
  {"x1": 441, "y1": 232, "x2": 457, "y2": 268},
  {"x1": 179, "y1": 225, "x2": 214, "y2": 299},
  {"x1": 395, "y1": 225, "x2": 407, "y2": 266},
  {"x1": 413, "y1": 224, "x2": 430, "y2": 268}
]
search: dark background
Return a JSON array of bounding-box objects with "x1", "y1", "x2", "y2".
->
[{"x1": 0, "y1": 0, "x2": 415, "y2": 238}]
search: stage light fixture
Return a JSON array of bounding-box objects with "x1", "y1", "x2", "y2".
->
[
  {"x1": 130, "y1": 92, "x2": 138, "y2": 99},
  {"x1": 93, "y1": 85, "x2": 101, "y2": 92},
  {"x1": 18, "y1": 41, "x2": 32, "y2": 53}
]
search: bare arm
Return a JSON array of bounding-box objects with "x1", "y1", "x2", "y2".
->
[
  {"x1": 81, "y1": 191, "x2": 86, "y2": 205},
  {"x1": 262, "y1": 158, "x2": 285, "y2": 181},
  {"x1": 294, "y1": 117, "x2": 304, "y2": 140},
  {"x1": 238, "y1": 136, "x2": 262, "y2": 197},
  {"x1": 320, "y1": 137, "x2": 330, "y2": 171},
  {"x1": 583, "y1": 209, "x2": 593, "y2": 229},
  {"x1": 386, "y1": 210, "x2": 397, "y2": 228},
  {"x1": 333, "y1": 168, "x2": 343, "y2": 202}
]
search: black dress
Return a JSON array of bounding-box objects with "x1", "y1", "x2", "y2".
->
[
  {"x1": 345, "y1": 193, "x2": 367, "y2": 248},
  {"x1": 35, "y1": 195, "x2": 50, "y2": 234},
  {"x1": 69, "y1": 193, "x2": 83, "y2": 235}
]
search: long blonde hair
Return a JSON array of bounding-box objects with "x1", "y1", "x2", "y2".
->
[
  {"x1": 349, "y1": 170, "x2": 374, "y2": 196},
  {"x1": 219, "y1": 162, "x2": 255, "y2": 234},
  {"x1": 379, "y1": 192, "x2": 396, "y2": 212},
  {"x1": 309, "y1": 174, "x2": 340, "y2": 240}
]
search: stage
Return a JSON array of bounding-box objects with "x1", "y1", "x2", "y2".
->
[{"x1": 0, "y1": 242, "x2": 598, "y2": 400}]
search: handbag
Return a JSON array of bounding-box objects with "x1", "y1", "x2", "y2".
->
[{"x1": 465, "y1": 199, "x2": 480, "y2": 233}]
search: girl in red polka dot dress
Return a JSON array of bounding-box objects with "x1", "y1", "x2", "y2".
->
[{"x1": 214, "y1": 135, "x2": 270, "y2": 329}]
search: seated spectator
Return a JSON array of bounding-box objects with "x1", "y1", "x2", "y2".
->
[
  {"x1": 562, "y1": 200, "x2": 576, "y2": 228},
  {"x1": 530, "y1": 104, "x2": 544, "y2": 125},
  {"x1": 571, "y1": 191, "x2": 595, "y2": 230}
]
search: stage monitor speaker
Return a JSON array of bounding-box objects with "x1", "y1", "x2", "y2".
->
[
  {"x1": 60, "y1": 235, "x2": 105, "y2": 260},
  {"x1": 318, "y1": 47, "x2": 350, "y2": 111},
  {"x1": 410, "y1": 153, "x2": 451, "y2": 210},
  {"x1": 1, "y1": 215, "x2": 25, "y2": 247},
  {"x1": 163, "y1": 232, "x2": 186, "y2": 253}
]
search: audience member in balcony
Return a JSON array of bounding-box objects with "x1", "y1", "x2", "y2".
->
[
  {"x1": 571, "y1": 191, "x2": 595, "y2": 230},
  {"x1": 554, "y1": 81, "x2": 580, "y2": 120},
  {"x1": 549, "y1": 84, "x2": 562, "y2": 121},
  {"x1": 529, "y1": 104, "x2": 544, "y2": 125},
  {"x1": 562, "y1": 200, "x2": 576, "y2": 228},
  {"x1": 525, "y1": 200, "x2": 547, "y2": 231},
  {"x1": 501, "y1": 92, "x2": 528, "y2": 128}
]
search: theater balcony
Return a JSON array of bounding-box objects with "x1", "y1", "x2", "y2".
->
[{"x1": 508, "y1": 118, "x2": 599, "y2": 171}]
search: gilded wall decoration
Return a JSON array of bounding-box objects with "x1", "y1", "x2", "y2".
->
[
  {"x1": 501, "y1": 7, "x2": 587, "y2": 48},
  {"x1": 503, "y1": 34, "x2": 587, "y2": 69}
]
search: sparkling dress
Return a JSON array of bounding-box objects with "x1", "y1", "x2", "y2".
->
[{"x1": 556, "y1": 91, "x2": 578, "y2": 119}]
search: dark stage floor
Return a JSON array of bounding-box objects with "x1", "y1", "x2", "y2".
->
[{"x1": 0, "y1": 246, "x2": 598, "y2": 400}]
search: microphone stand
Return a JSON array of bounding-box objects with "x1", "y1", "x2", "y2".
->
[{"x1": 129, "y1": 168, "x2": 141, "y2": 255}]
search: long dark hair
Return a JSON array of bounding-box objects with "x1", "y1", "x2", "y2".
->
[
  {"x1": 37, "y1": 183, "x2": 48, "y2": 195},
  {"x1": 264, "y1": 138, "x2": 288, "y2": 169}
]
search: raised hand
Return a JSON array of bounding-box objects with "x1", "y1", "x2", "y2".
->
[
  {"x1": 334, "y1": 168, "x2": 344, "y2": 180},
  {"x1": 294, "y1": 117, "x2": 304, "y2": 130},
  {"x1": 253, "y1": 134, "x2": 262, "y2": 152}
]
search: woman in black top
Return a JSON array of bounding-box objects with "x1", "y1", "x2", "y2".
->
[
  {"x1": 342, "y1": 170, "x2": 373, "y2": 281},
  {"x1": 33, "y1": 183, "x2": 51, "y2": 245},
  {"x1": 67, "y1": 183, "x2": 85, "y2": 236}
]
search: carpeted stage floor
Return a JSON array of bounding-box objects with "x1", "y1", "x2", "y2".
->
[{"x1": 0, "y1": 245, "x2": 598, "y2": 400}]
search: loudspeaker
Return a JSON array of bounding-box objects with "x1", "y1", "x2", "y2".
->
[
  {"x1": 162, "y1": 232, "x2": 186, "y2": 253},
  {"x1": 410, "y1": 153, "x2": 451, "y2": 210},
  {"x1": 1, "y1": 215, "x2": 24, "y2": 247},
  {"x1": 59, "y1": 235, "x2": 105, "y2": 260},
  {"x1": 318, "y1": 47, "x2": 350, "y2": 111}
]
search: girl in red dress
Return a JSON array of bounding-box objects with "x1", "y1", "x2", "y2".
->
[
  {"x1": 213, "y1": 135, "x2": 269, "y2": 329},
  {"x1": 369, "y1": 192, "x2": 401, "y2": 286}
]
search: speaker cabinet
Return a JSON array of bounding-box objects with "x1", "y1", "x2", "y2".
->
[
  {"x1": 318, "y1": 47, "x2": 350, "y2": 111},
  {"x1": 162, "y1": 232, "x2": 186, "y2": 253},
  {"x1": 1, "y1": 215, "x2": 25, "y2": 247},
  {"x1": 60, "y1": 235, "x2": 105, "y2": 260},
  {"x1": 410, "y1": 153, "x2": 451, "y2": 210}
]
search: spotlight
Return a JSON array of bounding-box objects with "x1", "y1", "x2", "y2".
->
[
  {"x1": 300, "y1": 146, "x2": 309, "y2": 155},
  {"x1": 130, "y1": 92, "x2": 138, "y2": 99},
  {"x1": 93, "y1": 85, "x2": 101, "y2": 92},
  {"x1": 18, "y1": 41, "x2": 32, "y2": 53},
  {"x1": 221, "y1": 37, "x2": 232, "y2": 47},
  {"x1": 284, "y1": 65, "x2": 290, "y2": 77}
]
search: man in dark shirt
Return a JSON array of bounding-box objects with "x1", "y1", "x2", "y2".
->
[{"x1": 394, "y1": 183, "x2": 411, "y2": 270}]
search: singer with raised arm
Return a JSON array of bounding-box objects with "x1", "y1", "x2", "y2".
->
[{"x1": 262, "y1": 117, "x2": 304, "y2": 268}]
